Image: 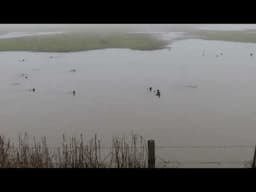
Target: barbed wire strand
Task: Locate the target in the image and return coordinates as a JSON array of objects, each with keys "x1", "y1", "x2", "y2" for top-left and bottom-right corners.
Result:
[
  {"x1": 156, "y1": 155, "x2": 252, "y2": 166},
  {"x1": 8, "y1": 145, "x2": 256, "y2": 149}
]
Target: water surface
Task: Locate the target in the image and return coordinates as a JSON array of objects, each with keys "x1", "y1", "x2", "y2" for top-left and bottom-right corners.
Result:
[{"x1": 1, "y1": 39, "x2": 256, "y2": 167}]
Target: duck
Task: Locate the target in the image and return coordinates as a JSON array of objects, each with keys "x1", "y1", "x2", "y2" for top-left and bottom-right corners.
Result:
[{"x1": 156, "y1": 89, "x2": 160, "y2": 98}]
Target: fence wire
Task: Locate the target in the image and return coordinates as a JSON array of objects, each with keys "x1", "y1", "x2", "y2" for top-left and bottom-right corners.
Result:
[
  {"x1": 154, "y1": 145, "x2": 255, "y2": 168},
  {"x1": 2, "y1": 141, "x2": 256, "y2": 168}
]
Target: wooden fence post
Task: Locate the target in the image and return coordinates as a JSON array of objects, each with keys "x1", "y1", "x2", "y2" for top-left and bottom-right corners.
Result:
[
  {"x1": 148, "y1": 140, "x2": 155, "y2": 168},
  {"x1": 252, "y1": 145, "x2": 256, "y2": 168}
]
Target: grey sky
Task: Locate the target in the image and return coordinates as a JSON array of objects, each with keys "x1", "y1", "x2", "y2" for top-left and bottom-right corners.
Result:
[{"x1": 0, "y1": 24, "x2": 256, "y2": 34}]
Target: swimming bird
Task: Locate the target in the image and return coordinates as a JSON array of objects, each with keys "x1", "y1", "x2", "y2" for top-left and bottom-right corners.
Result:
[
  {"x1": 156, "y1": 89, "x2": 160, "y2": 98},
  {"x1": 149, "y1": 87, "x2": 152, "y2": 92},
  {"x1": 251, "y1": 53, "x2": 254, "y2": 56},
  {"x1": 72, "y1": 90, "x2": 76, "y2": 96},
  {"x1": 32, "y1": 88, "x2": 35, "y2": 92}
]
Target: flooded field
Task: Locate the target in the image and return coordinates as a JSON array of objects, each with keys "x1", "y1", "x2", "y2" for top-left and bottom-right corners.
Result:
[{"x1": 1, "y1": 37, "x2": 256, "y2": 167}]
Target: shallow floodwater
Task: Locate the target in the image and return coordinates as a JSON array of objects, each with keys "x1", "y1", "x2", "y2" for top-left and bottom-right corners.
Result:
[{"x1": 1, "y1": 39, "x2": 256, "y2": 167}]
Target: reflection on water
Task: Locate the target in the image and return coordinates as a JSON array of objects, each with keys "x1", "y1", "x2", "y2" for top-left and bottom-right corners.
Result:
[{"x1": 1, "y1": 39, "x2": 256, "y2": 167}]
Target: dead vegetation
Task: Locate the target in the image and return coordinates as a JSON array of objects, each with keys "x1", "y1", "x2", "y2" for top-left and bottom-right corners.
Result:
[{"x1": 0, "y1": 133, "x2": 147, "y2": 168}]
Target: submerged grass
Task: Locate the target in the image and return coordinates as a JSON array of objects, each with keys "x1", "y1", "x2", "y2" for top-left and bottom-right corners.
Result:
[
  {"x1": 0, "y1": 31, "x2": 168, "y2": 52},
  {"x1": 0, "y1": 133, "x2": 147, "y2": 168},
  {"x1": 2, "y1": 28, "x2": 256, "y2": 52},
  {"x1": 190, "y1": 29, "x2": 256, "y2": 43}
]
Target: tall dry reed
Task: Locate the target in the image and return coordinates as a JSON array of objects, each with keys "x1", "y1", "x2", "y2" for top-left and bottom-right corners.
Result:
[{"x1": 0, "y1": 133, "x2": 148, "y2": 168}]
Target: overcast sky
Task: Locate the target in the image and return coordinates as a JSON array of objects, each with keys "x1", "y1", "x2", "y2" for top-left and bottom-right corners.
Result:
[{"x1": 0, "y1": 24, "x2": 256, "y2": 33}]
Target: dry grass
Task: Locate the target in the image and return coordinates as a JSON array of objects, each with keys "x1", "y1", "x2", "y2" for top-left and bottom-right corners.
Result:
[
  {"x1": 0, "y1": 133, "x2": 148, "y2": 168},
  {"x1": 110, "y1": 135, "x2": 147, "y2": 168}
]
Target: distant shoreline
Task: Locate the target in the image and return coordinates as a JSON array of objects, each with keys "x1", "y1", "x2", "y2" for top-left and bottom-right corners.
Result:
[
  {"x1": 0, "y1": 29, "x2": 255, "y2": 53},
  {"x1": 190, "y1": 29, "x2": 256, "y2": 44},
  {"x1": 0, "y1": 32, "x2": 170, "y2": 52}
]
